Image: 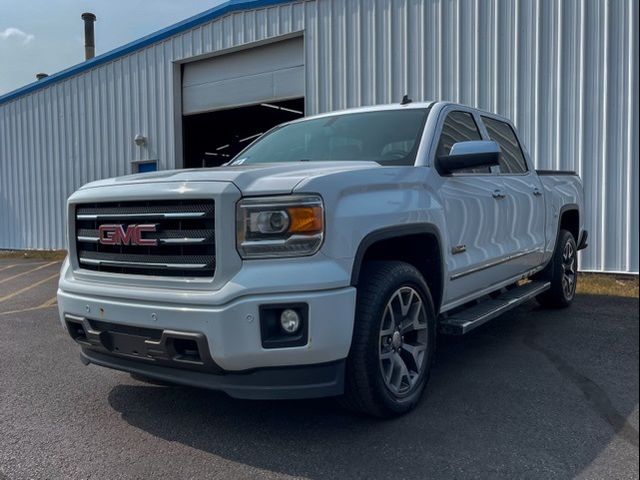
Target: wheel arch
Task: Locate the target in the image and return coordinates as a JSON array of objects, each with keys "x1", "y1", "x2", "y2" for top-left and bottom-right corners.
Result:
[
  {"x1": 350, "y1": 224, "x2": 445, "y2": 313},
  {"x1": 559, "y1": 204, "x2": 580, "y2": 242},
  {"x1": 537, "y1": 203, "x2": 580, "y2": 278}
]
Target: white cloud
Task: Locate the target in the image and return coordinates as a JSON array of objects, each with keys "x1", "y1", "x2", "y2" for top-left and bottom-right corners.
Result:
[{"x1": 0, "y1": 27, "x2": 34, "y2": 45}]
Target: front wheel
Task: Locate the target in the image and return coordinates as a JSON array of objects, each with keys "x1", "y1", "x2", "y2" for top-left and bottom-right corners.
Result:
[
  {"x1": 339, "y1": 261, "x2": 436, "y2": 417},
  {"x1": 536, "y1": 229, "x2": 578, "y2": 308}
]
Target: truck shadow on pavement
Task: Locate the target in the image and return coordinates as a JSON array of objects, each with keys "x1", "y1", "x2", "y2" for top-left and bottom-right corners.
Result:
[{"x1": 108, "y1": 294, "x2": 639, "y2": 479}]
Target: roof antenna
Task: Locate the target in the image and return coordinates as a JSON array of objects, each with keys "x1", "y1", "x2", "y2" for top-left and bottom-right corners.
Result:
[{"x1": 400, "y1": 94, "x2": 412, "y2": 105}]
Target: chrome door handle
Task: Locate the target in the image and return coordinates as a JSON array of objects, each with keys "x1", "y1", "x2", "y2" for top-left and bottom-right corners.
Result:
[
  {"x1": 532, "y1": 187, "x2": 543, "y2": 196},
  {"x1": 492, "y1": 189, "x2": 506, "y2": 199}
]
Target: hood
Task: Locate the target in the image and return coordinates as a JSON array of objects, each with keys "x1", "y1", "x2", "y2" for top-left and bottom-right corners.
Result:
[{"x1": 80, "y1": 161, "x2": 380, "y2": 195}]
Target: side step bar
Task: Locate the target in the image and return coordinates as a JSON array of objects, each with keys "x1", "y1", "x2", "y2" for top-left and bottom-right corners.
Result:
[{"x1": 439, "y1": 281, "x2": 551, "y2": 335}]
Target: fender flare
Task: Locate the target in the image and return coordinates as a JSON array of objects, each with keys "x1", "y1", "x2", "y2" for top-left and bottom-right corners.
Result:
[
  {"x1": 555, "y1": 203, "x2": 580, "y2": 246},
  {"x1": 555, "y1": 203, "x2": 587, "y2": 250},
  {"x1": 349, "y1": 224, "x2": 445, "y2": 309},
  {"x1": 539, "y1": 203, "x2": 580, "y2": 273}
]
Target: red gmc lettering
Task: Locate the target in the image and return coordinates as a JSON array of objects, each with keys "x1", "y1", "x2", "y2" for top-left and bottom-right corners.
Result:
[
  {"x1": 98, "y1": 224, "x2": 158, "y2": 246},
  {"x1": 134, "y1": 225, "x2": 158, "y2": 246}
]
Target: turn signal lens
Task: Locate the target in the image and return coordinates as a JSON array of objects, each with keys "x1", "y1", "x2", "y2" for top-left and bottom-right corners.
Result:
[{"x1": 288, "y1": 206, "x2": 323, "y2": 233}]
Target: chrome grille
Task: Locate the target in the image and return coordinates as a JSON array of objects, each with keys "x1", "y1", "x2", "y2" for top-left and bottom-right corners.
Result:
[{"x1": 75, "y1": 200, "x2": 215, "y2": 277}]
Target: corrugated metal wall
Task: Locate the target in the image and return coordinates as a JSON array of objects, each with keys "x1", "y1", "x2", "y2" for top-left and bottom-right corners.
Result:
[{"x1": 0, "y1": 0, "x2": 637, "y2": 273}]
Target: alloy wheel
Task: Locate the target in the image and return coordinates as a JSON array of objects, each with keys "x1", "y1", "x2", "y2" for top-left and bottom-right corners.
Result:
[
  {"x1": 562, "y1": 241, "x2": 577, "y2": 299},
  {"x1": 378, "y1": 286, "x2": 428, "y2": 397}
]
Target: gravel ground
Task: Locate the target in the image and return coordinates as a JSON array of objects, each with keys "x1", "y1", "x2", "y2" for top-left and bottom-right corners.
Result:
[{"x1": 0, "y1": 258, "x2": 638, "y2": 479}]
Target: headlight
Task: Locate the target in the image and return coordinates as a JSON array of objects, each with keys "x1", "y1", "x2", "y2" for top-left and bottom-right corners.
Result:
[{"x1": 236, "y1": 195, "x2": 324, "y2": 258}]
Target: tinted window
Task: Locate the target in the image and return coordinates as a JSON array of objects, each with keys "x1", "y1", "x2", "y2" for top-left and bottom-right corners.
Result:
[
  {"x1": 482, "y1": 116, "x2": 528, "y2": 174},
  {"x1": 436, "y1": 111, "x2": 482, "y2": 156},
  {"x1": 231, "y1": 109, "x2": 429, "y2": 166},
  {"x1": 436, "y1": 111, "x2": 486, "y2": 173}
]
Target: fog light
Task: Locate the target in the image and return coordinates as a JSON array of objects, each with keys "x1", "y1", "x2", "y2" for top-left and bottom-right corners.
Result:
[{"x1": 280, "y1": 309, "x2": 301, "y2": 334}]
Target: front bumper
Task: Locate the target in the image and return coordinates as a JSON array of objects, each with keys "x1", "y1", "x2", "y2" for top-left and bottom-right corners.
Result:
[
  {"x1": 80, "y1": 349, "x2": 345, "y2": 400},
  {"x1": 57, "y1": 285, "x2": 356, "y2": 399}
]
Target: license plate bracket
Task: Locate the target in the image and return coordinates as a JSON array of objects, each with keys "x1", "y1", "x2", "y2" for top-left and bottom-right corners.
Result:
[{"x1": 106, "y1": 331, "x2": 151, "y2": 358}]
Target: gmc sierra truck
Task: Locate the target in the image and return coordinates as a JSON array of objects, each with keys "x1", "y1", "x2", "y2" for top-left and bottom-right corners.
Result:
[{"x1": 58, "y1": 101, "x2": 587, "y2": 417}]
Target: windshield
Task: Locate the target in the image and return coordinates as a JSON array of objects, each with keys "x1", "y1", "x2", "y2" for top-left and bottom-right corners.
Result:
[{"x1": 230, "y1": 108, "x2": 429, "y2": 166}]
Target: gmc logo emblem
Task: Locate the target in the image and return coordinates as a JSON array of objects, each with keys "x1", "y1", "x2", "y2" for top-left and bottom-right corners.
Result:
[{"x1": 98, "y1": 224, "x2": 158, "y2": 246}]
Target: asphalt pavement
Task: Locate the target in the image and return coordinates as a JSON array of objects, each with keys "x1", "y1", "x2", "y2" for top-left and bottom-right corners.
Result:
[{"x1": 0, "y1": 257, "x2": 638, "y2": 479}]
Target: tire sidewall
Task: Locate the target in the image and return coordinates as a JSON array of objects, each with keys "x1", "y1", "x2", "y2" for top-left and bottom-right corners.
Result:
[
  {"x1": 556, "y1": 231, "x2": 578, "y2": 303},
  {"x1": 359, "y1": 264, "x2": 436, "y2": 414}
]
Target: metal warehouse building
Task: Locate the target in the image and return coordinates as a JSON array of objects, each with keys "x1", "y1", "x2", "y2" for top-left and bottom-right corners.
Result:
[{"x1": 0, "y1": 0, "x2": 637, "y2": 273}]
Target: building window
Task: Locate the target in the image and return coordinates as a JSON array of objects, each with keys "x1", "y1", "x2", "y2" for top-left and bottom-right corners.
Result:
[{"x1": 132, "y1": 161, "x2": 157, "y2": 173}]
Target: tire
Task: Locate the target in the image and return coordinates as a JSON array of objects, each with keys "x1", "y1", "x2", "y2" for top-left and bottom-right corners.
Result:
[
  {"x1": 339, "y1": 261, "x2": 436, "y2": 418},
  {"x1": 536, "y1": 229, "x2": 578, "y2": 308}
]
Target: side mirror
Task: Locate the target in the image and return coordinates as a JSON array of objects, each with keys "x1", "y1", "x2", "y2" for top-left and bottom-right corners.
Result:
[{"x1": 435, "y1": 140, "x2": 500, "y2": 175}]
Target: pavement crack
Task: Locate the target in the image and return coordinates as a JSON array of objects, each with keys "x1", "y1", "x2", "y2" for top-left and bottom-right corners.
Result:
[{"x1": 523, "y1": 324, "x2": 639, "y2": 449}]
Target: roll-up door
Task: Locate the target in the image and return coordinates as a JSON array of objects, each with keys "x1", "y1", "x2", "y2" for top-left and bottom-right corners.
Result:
[{"x1": 182, "y1": 37, "x2": 304, "y2": 115}]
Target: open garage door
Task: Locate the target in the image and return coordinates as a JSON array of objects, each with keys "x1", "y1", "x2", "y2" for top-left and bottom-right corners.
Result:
[
  {"x1": 181, "y1": 36, "x2": 305, "y2": 169},
  {"x1": 182, "y1": 37, "x2": 304, "y2": 115}
]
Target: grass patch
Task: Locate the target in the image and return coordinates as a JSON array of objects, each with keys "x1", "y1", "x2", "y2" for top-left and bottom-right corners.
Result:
[
  {"x1": 577, "y1": 273, "x2": 639, "y2": 298},
  {"x1": 0, "y1": 250, "x2": 67, "y2": 261}
]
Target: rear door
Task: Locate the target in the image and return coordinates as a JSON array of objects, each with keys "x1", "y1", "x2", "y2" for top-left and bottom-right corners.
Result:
[
  {"x1": 431, "y1": 108, "x2": 511, "y2": 304},
  {"x1": 480, "y1": 115, "x2": 545, "y2": 274}
]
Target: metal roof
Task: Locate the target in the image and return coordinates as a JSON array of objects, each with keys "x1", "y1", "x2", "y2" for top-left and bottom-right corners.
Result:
[{"x1": 0, "y1": 0, "x2": 293, "y2": 106}]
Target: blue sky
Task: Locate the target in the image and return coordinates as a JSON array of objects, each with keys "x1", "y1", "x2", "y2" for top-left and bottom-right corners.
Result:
[{"x1": 0, "y1": 0, "x2": 224, "y2": 95}]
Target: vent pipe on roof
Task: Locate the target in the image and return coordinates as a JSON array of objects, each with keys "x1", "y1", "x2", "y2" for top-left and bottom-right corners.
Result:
[
  {"x1": 81, "y1": 12, "x2": 96, "y2": 60},
  {"x1": 36, "y1": 73, "x2": 48, "y2": 81}
]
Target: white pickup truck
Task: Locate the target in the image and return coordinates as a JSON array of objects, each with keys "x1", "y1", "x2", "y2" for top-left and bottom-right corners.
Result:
[{"x1": 58, "y1": 101, "x2": 587, "y2": 417}]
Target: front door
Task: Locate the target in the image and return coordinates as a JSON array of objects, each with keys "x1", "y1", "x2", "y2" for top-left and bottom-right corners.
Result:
[{"x1": 432, "y1": 109, "x2": 511, "y2": 304}]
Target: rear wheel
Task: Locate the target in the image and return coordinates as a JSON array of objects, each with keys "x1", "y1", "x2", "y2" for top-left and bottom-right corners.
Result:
[
  {"x1": 536, "y1": 229, "x2": 578, "y2": 308},
  {"x1": 340, "y1": 261, "x2": 436, "y2": 417}
]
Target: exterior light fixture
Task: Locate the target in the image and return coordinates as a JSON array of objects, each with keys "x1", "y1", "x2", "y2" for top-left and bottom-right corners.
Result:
[{"x1": 280, "y1": 309, "x2": 301, "y2": 334}]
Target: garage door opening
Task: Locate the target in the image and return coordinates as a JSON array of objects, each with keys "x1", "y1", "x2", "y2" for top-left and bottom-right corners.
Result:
[
  {"x1": 183, "y1": 98, "x2": 304, "y2": 168},
  {"x1": 180, "y1": 36, "x2": 305, "y2": 168}
]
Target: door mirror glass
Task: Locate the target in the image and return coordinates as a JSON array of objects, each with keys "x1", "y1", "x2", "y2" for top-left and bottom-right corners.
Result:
[{"x1": 435, "y1": 140, "x2": 500, "y2": 175}]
